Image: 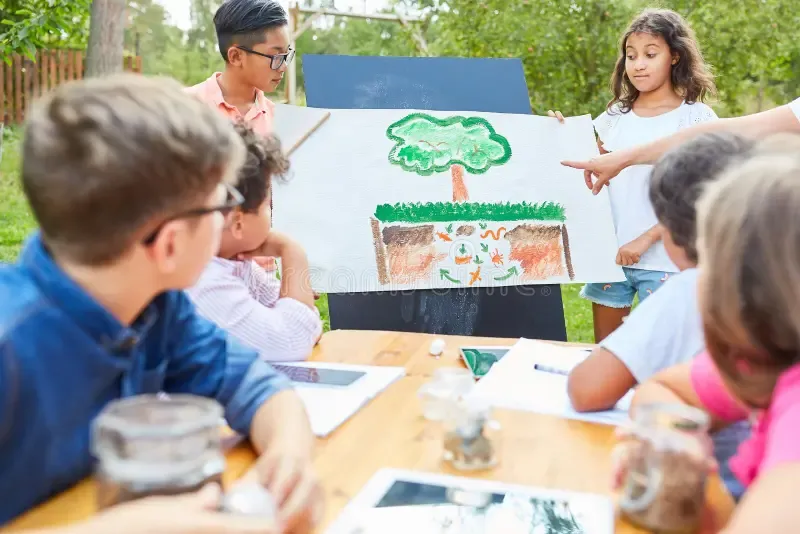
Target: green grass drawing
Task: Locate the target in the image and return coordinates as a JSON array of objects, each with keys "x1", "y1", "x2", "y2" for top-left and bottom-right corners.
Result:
[{"x1": 374, "y1": 201, "x2": 566, "y2": 224}]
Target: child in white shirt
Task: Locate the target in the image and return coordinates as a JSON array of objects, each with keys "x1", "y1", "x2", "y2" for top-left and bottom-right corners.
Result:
[
  {"x1": 568, "y1": 131, "x2": 754, "y2": 411},
  {"x1": 580, "y1": 8, "x2": 718, "y2": 341},
  {"x1": 187, "y1": 123, "x2": 322, "y2": 361},
  {"x1": 568, "y1": 132, "x2": 754, "y2": 499}
]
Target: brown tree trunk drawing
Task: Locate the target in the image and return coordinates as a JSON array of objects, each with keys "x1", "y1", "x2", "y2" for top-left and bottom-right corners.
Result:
[
  {"x1": 451, "y1": 164, "x2": 469, "y2": 202},
  {"x1": 85, "y1": 0, "x2": 127, "y2": 78}
]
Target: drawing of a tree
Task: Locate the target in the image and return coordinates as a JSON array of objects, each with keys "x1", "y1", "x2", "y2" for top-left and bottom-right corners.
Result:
[{"x1": 386, "y1": 113, "x2": 512, "y2": 202}]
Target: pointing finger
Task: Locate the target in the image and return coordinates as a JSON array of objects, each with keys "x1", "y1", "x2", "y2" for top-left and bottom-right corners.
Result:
[{"x1": 560, "y1": 159, "x2": 589, "y2": 170}]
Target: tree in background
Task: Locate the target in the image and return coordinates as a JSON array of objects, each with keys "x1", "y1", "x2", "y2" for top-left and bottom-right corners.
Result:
[
  {"x1": 0, "y1": 0, "x2": 91, "y2": 62},
  {"x1": 86, "y1": 0, "x2": 127, "y2": 76},
  {"x1": 427, "y1": 0, "x2": 800, "y2": 118},
  {"x1": 651, "y1": 0, "x2": 800, "y2": 115},
  {"x1": 187, "y1": 0, "x2": 223, "y2": 80}
]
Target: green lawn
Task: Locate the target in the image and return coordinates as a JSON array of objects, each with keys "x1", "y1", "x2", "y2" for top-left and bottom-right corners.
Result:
[{"x1": 0, "y1": 126, "x2": 593, "y2": 342}]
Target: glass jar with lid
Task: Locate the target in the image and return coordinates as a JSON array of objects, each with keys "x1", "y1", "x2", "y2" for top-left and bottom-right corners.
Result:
[
  {"x1": 619, "y1": 403, "x2": 711, "y2": 533},
  {"x1": 91, "y1": 394, "x2": 226, "y2": 509},
  {"x1": 442, "y1": 395, "x2": 502, "y2": 471}
]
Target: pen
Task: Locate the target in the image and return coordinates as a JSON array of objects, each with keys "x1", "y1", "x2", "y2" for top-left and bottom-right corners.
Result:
[{"x1": 533, "y1": 364, "x2": 569, "y2": 376}]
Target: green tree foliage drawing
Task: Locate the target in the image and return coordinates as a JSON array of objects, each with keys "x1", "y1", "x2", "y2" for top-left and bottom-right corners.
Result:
[{"x1": 386, "y1": 113, "x2": 511, "y2": 203}]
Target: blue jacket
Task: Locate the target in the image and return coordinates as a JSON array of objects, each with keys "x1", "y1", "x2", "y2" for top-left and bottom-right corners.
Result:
[{"x1": 0, "y1": 233, "x2": 291, "y2": 524}]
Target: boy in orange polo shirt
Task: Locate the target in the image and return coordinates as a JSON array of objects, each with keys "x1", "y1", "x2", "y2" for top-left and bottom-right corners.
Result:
[{"x1": 186, "y1": 0, "x2": 294, "y2": 135}]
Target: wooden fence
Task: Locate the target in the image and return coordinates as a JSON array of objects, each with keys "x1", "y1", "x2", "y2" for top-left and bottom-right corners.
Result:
[{"x1": 1, "y1": 50, "x2": 143, "y2": 125}]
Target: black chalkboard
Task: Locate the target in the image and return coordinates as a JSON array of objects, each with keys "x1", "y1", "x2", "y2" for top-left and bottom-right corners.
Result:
[{"x1": 302, "y1": 55, "x2": 567, "y2": 340}]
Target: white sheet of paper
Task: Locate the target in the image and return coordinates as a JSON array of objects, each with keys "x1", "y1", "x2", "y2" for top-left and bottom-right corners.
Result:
[
  {"x1": 471, "y1": 339, "x2": 632, "y2": 426},
  {"x1": 277, "y1": 362, "x2": 405, "y2": 437},
  {"x1": 513, "y1": 338, "x2": 593, "y2": 373},
  {"x1": 274, "y1": 108, "x2": 625, "y2": 293},
  {"x1": 271, "y1": 103, "x2": 330, "y2": 154},
  {"x1": 325, "y1": 468, "x2": 614, "y2": 534}
]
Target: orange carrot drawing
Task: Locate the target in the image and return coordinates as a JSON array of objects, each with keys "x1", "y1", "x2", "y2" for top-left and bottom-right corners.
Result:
[
  {"x1": 436, "y1": 231, "x2": 452, "y2": 242},
  {"x1": 490, "y1": 249, "x2": 504, "y2": 266},
  {"x1": 480, "y1": 227, "x2": 507, "y2": 240},
  {"x1": 469, "y1": 266, "x2": 482, "y2": 286}
]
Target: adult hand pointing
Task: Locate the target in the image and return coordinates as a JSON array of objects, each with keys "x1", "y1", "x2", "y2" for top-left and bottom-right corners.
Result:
[{"x1": 561, "y1": 148, "x2": 633, "y2": 195}]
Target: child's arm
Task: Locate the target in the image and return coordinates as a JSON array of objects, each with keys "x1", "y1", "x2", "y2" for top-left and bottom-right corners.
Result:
[
  {"x1": 240, "y1": 231, "x2": 315, "y2": 310},
  {"x1": 164, "y1": 293, "x2": 318, "y2": 530},
  {"x1": 568, "y1": 347, "x2": 636, "y2": 412},
  {"x1": 563, "y1": 100, "x2": 800, "y2": 194},
  {"x1": 616, "y1": 224, "x2": 663, "y2": 266},
  {"x1": 20, "y1": 485, "x2": 279, "y2": 533},
  {"x1": 721, "y1": 465, "x2": 800, "y2": 533},
  {"x1": 630, "y1": 363, "x2": 702, "y2": 409},
  {"x1": 569, "y1": 273, "x2": 698, "y2": 412},
  {"x1": 631, "y1": 357, "x2": 747, "y2": 432}
]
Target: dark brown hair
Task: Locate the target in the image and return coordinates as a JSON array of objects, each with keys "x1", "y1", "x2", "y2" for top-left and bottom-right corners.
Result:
[
  {"x1": 609, "y1": 8, "x2": 716, "y2": 113},
  {"x1": 22, "y1": 73, "x2": 245, "y2": 265},
  {"x1": 232, "y1": 121, "x2": 290, "y2": 213},
  {"x1": 649, "y1": 132, "x2": 753, "y2": 263}
]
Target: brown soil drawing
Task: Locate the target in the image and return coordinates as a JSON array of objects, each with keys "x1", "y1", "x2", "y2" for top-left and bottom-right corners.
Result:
[
  {"x1": 372, "y1": 219, "x2": 444, "y2": 284},
  {"x1": 505, "y1": 224, "x2": 574, "y2": 281},
  {"x1": 372, "y1": 218, "x2": 574, "y2": 285}
]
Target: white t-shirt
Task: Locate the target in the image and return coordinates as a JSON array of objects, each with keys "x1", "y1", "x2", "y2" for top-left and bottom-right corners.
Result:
[
  {"x1": 790, "y1": 97, "x2": 800, "y2": 122},
  {"x1": 593, "y1": 102, "x2": 718, "y2": 273},
  {"x1": 600, "y1": 268, "x2": 703, "y2": 383}
]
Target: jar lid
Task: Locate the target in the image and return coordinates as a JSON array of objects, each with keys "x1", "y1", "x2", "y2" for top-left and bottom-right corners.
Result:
[
  {"x1": 632, "y1": 402, "x2": 710, "y2": 432},
  {"x1": 92, "y1": 394, "x2": 223, "y2": 441}
]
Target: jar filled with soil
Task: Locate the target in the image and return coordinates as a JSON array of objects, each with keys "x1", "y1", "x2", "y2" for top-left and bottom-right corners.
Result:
[
  {"x1": 91, "y1": 394, "x2": 226, "y2": 509},
  {"x1": 442, "y1": 396, "x2": 501, "y2": 471},
  {"x1": 619, "y1": 403, "x2": 711, "y2": 533}
]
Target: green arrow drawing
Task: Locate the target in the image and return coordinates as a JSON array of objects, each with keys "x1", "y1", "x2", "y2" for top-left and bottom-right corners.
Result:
[
  {"x1": 445, "y1": 223, "x2": 453, "y2": 233},
  {"x1": 479, "y1": 222, "x2": 488, "y2": 230},
  {"x1": 480, "y1": 243, "x2": 489, "y2": 253},
  {"x1": 440, "y1": 269, "x2": 461, "y2": 284},
  {"x1": 494, "y1": 266, "x2": 519, "y2": 281},
  {"x1": 474, "y1": 255, "x2": 484, "y2": 265}
]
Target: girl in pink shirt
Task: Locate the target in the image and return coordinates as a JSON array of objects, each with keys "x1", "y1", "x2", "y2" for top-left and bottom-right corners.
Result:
[{"x1": 620, "y1": 140, "x2": 800, "y2": 533}]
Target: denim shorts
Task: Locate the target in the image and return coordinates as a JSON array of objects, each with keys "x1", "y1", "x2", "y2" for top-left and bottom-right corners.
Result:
[{"x1": 580, "y1": 267, "x2": 672, "y2": 308}]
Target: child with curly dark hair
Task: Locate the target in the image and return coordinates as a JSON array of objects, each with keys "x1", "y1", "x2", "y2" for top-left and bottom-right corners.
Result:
[
  {"x1": 187, "y1": 122, "x2": 322, "y2": 362},
  {"x1": 579, "y1": 8, "x2": 719, "y2": 341}
]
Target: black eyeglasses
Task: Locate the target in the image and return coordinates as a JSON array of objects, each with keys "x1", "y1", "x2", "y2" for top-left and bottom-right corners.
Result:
[
  {"x1": 142, "y1": 183, "x2": 244, "y2": 245},
  {"x1": 235, "y1": 45, "x2": 295, "y2": 70}
]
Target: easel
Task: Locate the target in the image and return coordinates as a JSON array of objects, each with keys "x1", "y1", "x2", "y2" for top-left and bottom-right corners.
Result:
[{"x1": 299, "y1": 54, "x2": 568, "y2": 340}]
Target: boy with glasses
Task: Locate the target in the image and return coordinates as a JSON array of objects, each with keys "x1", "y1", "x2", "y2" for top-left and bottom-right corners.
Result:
[
  {"x1": 186, "y1": 0, "x2": 294, "y2": 136},
  {"x1": 0, "y1": 74, "x2": 320, "y2": 532}
]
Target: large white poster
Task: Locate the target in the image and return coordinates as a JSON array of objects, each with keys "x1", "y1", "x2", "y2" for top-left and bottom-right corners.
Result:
[{"x1": 273, "y1": 107, "x2": 624, "y2": 293}]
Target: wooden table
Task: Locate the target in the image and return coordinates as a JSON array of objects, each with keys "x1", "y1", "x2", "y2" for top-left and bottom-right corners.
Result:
[{"x1": 5, "y1": 330, "x2": 734, "y2": 533}]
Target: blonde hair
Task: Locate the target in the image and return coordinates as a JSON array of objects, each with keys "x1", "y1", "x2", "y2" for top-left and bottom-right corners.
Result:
[
  {"x1": 754, "y1": 132, "x2": 800, "y2": 155},
  {"x1": 22, "y1": 73, "x2": 245, "y2": 265},
  {"x1": 696, "y1": 153, "x2": 800, "y2": 407}
]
